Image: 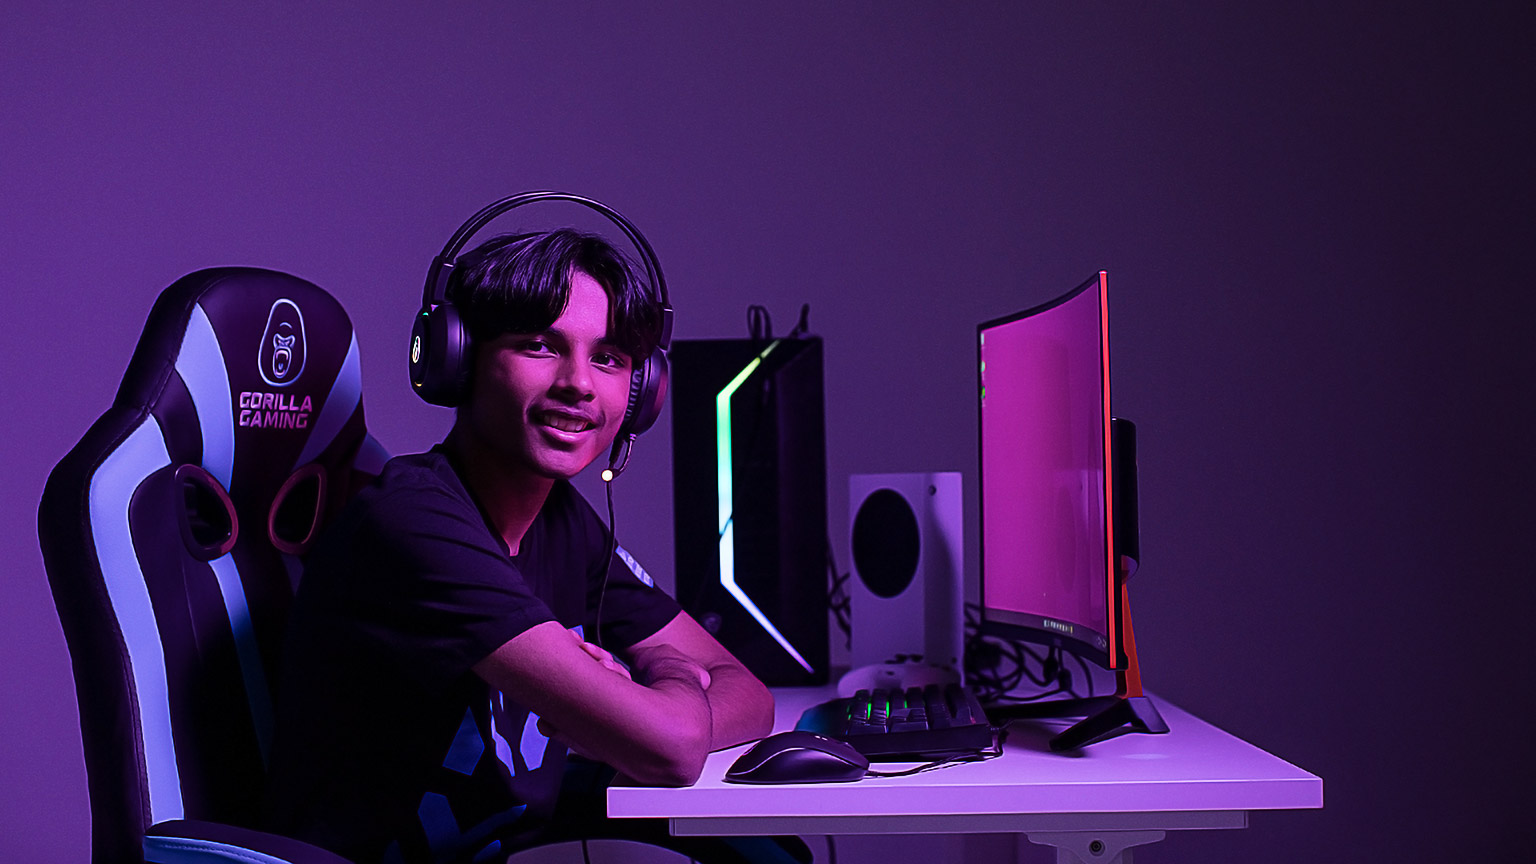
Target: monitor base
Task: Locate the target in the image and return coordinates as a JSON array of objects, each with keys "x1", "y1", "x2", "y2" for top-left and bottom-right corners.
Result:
[
  {"x1": 984, "y1": 579, "x2": 1170, "y2": 751},
  {"x1": 1049, "y1": 694, "x2": 1168, "y2": 751},
  {"x1": 986, "y1": 693, "x2": 1169, "y2": 751}
]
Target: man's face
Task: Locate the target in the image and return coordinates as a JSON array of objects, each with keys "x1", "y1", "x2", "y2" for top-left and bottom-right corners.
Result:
[{"x1": 464, "y1": 270, "x2": 633, "y2": 481}]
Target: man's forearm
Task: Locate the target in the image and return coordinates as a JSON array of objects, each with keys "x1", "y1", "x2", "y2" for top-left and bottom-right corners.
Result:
[
  {"x1": 700, "y1": 661, "x2": 773, "y2": 749},
  {"x1": 480, "y1": 624, "x2": 715, "y2": 786},
  {"x1": 625, "y1": 646, "x2": 720, "y2": 776},
  {"x1": 621, "y1": 612, "x2": 775, "y2": 753}
]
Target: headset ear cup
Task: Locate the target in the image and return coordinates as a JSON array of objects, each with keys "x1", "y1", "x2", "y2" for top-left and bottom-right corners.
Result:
[
  {"x1": 408, "y1": 311, "x2": 432, "y2": 394},
  {"x1": 410, "y1": 304, "x2": 471, "y2": 407},
  {"x1": 434, "y1": 304, "x2": 472, "y2": 406},
  {"x1": 621, "y1": 346, "x2": 669, "y2": 437}
]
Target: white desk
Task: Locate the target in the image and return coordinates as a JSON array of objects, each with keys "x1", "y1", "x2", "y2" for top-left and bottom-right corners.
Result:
[{"x1": 608, "y1": 688, "x2": 1322, "y2": 863}]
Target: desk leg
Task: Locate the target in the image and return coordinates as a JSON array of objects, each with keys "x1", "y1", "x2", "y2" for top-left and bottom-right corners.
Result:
[{"x1": 1024, "y1": 830, "x2": 1166, "y2": 864}]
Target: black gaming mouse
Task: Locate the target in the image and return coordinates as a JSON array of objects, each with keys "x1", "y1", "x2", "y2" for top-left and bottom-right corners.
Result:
[{"x1": 724, "y1": 731, "x2": 871, "y2": 784}]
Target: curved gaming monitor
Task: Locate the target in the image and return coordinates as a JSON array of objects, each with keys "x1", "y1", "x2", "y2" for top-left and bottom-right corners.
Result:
[{"x1": 977, "y1": 271, "x2": 1125, "y2": 670}]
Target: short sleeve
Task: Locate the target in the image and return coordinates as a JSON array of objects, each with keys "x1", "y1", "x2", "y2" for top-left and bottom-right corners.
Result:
[
  {"x1": 542, "y1": 485, "x2": 682, "y2": 650},
  {"x1": 327, "y1": 480, "x2": 557, "y2": 691}
]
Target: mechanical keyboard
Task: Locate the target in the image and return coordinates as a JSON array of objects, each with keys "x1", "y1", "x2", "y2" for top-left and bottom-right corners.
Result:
[{"x1": 795, "y1": 683, "x2": 993, "y2": 760}]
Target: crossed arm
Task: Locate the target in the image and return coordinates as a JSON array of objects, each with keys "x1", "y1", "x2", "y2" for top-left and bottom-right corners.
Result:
[{"x1": 471, "y1": 611, "x2": 774, "y2": 786}]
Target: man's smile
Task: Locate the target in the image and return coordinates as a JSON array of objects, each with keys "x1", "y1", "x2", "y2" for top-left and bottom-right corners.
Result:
[{"x1": 533, "y1": 409, "x2": 599, "y2": 434}]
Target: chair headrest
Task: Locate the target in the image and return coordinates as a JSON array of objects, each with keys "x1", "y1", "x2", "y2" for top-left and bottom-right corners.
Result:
[{"x1": 120, "y1": 267, "x2": 372, "y2": 556}]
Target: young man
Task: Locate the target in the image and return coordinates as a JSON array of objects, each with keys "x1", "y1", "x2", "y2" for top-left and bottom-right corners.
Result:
[{"x1": 264, "y1": 230, "x2": 783, "y2": 863}]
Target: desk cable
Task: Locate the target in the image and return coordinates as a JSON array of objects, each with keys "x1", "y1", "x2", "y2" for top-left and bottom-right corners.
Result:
[
  {"x1": 964, "y1": 602, "x2": 1099, "y2": 704},
  {"x1": 862, "y1": 727, "x2": 1006, "y2": 779}
]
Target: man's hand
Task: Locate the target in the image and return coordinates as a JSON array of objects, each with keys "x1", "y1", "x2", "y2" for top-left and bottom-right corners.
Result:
[
  {"x1": 568, "y1": 628, "x2": 632, "y2": 681},
  {"x1": 623, "y1": 614, "x2": 773, "y2": 751},
  {"x1": 629, "y1": 642, "x2": 711, "y2": 690}
]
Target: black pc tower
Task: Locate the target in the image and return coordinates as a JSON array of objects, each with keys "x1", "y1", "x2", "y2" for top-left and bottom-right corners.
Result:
[{"x1": 671, "y1": 337, "x2": 830, "y2": 686}]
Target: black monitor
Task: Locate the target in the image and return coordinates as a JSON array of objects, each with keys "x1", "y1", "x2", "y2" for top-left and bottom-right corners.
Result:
[
  {"x1": 976, "y1": 271, "x2": 1165, "y2": 750},
  {"x1": 978, "y1": 271, "x2": 1125, "y2": 667}
]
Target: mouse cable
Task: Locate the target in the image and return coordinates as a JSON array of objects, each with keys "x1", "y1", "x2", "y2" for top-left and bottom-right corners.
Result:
[{"x1": 862, "y1": 729, "x2": 1005, "y2": 778}]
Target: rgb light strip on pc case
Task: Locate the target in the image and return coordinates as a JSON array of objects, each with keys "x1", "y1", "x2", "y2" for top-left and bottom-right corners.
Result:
[{"x1": 714, "y1": 340, "x2": 816, "y2": 674}]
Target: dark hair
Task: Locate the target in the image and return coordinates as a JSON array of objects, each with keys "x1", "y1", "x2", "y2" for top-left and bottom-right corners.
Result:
[{"x1": 446, "y1": 228, "x2": 664, "y2": 360}]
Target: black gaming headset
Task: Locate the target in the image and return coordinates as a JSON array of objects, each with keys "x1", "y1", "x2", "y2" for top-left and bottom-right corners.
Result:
[{"x1": 408, "y1": 191, "x2": 674, "y2": 479}]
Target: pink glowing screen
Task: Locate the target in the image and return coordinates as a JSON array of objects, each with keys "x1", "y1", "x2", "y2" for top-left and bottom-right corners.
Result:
[{"x1": 978, "y1": 272, "x2": 1115, "y2": 663}]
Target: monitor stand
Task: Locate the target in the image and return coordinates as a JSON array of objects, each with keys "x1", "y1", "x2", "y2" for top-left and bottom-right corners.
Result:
[{"x1": 986, "y1": 576, "x2": 1169, "y2": 751}]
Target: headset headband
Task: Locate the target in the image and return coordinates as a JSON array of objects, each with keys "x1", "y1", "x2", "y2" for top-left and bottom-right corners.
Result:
[{"x1": 422, "y1": 191, "x2": 671, "y2": 322}]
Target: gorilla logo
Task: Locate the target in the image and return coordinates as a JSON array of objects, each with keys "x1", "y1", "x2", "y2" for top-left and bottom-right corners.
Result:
[
  {"x1": 259, "y1": 299, "x2": 306, "y2": 386},
  {"x1": 272, "y1": 334, "x2": 296, "y2": 377}
]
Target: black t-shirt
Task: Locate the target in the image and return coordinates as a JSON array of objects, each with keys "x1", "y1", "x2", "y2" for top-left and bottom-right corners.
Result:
[{"x1": 264, "y1": 449, "x2": 681, "y2": 864}]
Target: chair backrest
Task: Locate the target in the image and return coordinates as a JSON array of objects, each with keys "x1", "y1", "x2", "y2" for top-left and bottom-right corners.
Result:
[{"x1": 40, "y1": 268, "x2": 388, "y2": 864}]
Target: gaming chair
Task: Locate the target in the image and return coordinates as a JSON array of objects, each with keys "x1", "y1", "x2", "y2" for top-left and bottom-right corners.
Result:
[{"x1": 39, "y1": 268, "x2": 387, "y2": 864}]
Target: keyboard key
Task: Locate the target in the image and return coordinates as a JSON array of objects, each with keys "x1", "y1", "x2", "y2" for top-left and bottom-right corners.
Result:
[{"x1": 795, "y1": 682, "x2": 992, "y2": 760}]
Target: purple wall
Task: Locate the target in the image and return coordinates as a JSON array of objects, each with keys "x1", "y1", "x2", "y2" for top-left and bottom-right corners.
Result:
[{"x1": 4, "y1": 3, "x2": 1529, "y2": 861}]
